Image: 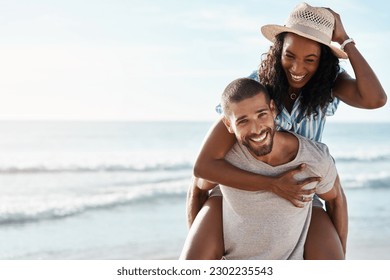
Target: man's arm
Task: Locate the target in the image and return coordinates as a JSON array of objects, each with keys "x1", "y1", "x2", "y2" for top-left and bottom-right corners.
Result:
[
  {"x1": 323, "y1": 176, "x2": 348, "y2": 255},
  {"x1": 186, "y1": 177, "x2": 216, "y2": 228},
  {"x1": 317, "y1": 176, "x2": 348, "y2": 255}
]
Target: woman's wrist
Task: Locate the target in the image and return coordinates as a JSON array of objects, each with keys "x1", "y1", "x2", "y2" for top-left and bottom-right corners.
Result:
[
  {"x1": 264, "y1": 175, "x2": 278, "y2": 193},
  {"x1": 340, "y1": 37, "x2": 355, "y2": 51}
]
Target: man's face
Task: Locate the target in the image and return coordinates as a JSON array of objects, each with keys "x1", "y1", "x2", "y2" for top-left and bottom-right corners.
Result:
[{"x1": 224, "y1": 93, "x2": 276, "y2": 158}]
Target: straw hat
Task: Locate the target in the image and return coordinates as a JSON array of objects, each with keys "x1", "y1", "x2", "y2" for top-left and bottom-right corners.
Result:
[{"x1": 261, "y1": 2, "x2": 348, "y2": 59}]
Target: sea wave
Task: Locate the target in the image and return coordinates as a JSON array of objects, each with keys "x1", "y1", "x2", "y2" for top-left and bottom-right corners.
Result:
[
  {"x1": 334, "y1": 153, "x2": 390, "y2": 163},
  {"x1": 0, "y1": 162, "x2": 194, "y2": 174},
  {"x1": 1, "y1": 173, "x2": 389, "y2": 226},
  {"x1": 342, "y1": 172, "x2": 390, "y2": 189},
  {"x1": 1, "y1": 152, "x2": 389, "y2": 175},
  {"x1": 0, "y1": 179, "x2": 189, "y2": 226}
]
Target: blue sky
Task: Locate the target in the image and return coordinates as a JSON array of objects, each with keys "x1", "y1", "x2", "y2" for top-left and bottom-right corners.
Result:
[{"x1": 0, "y1": 0, "x2": 389, "y2": 122}]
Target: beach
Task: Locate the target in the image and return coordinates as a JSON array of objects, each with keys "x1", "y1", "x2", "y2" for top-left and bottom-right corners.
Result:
[{"x1": 0, "y1": 121, "x2": 389, "y2": 260}]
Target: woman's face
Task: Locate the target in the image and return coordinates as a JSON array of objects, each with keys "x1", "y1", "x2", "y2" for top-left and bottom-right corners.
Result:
[{"x1": 281, "y1": 33, "x2": 321, "y2": 90}]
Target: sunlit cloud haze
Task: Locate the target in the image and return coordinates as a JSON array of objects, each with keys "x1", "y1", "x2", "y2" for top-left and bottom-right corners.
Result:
[{"x1": 0, "y1": 0, "x2": 389, "y2": 121}]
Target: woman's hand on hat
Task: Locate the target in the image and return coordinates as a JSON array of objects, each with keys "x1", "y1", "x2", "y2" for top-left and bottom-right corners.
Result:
[{"x1": 325, "y1": 8, "x2": 349, "y2": 45}]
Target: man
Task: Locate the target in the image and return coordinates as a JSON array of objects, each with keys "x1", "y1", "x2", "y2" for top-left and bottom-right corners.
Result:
[{"x1": 180, "y1": 78, "x2": 341, "y2": 259}]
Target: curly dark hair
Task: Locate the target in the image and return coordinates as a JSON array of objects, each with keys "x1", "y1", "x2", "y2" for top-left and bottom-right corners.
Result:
[{"x1": 259, "y1": 32, "x2": 340, "y2": 117}]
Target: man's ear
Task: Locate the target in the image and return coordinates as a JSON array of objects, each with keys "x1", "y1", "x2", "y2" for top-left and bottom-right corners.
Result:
[{"x1": 222, "y1": 116, "x2": 235, "y2": 134}]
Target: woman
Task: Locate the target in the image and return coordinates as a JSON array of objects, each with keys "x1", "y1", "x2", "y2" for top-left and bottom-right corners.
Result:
[{"x1": 181, "y1": 3, "x2": 386, "y2": 259}]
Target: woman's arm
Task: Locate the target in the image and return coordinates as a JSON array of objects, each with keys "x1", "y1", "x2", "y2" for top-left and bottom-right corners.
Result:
[
  {"x1": 193, "y1": 118, "x2": 319, "y2": 203},
  {"x1": 328, "y1": 9, "x2": 387, "y2": 108},
  {"x1": 187, "y1": 118, "x2": 321, "y2": 226}
]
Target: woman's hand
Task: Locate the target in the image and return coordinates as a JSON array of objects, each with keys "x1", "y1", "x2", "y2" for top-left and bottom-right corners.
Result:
[
  {"x1": 270, "y1": 164, "x2": 321, "y2": 207},
  {"x1": 326, "y1": 8, "x2": 349, "y2": 44}
]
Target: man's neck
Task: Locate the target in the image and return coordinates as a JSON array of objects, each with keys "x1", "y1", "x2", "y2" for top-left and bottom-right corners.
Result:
[{"x1": 252, "y1": 131, "x2": 299, "y2": 167}]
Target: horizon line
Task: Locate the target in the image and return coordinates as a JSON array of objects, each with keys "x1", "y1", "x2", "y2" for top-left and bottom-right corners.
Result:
[{"x1": 0, "y1": 119, "x2": 389, "y2": 124}]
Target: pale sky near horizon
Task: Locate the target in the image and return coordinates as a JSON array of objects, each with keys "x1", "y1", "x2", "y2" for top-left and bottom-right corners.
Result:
[{"x1": 0, "y1": 0, "x2": 389, "y2": 122}]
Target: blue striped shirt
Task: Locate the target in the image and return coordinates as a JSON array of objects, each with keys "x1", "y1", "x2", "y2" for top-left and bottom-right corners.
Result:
[
  {"x1": 275, "y1": 94, "x2": 339, "y2": 142},
  {"x1": 216, "y1": 71, "x2": 339, "y2": 142}
]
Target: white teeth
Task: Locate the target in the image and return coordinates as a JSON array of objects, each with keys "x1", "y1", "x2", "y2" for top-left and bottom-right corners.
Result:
[
  {"x1": 251, "y1": 133, "x2": 267, "y2": 142},
  {"x1": 291, "y1": 74, "x2": 305, "y2": 81}
]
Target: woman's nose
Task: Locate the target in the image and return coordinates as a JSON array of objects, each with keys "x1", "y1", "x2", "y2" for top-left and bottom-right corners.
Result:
[{"x1": 291, "y1": 61, "x2": 303, "y2": 73}]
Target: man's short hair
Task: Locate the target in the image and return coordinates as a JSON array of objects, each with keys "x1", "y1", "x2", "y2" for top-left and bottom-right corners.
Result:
[{"x1": 221, "y1": 78, "x2": 270, "y2": 116}]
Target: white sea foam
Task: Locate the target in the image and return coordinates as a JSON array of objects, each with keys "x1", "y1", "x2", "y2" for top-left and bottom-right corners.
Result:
[{"x1": 0, "y1": 177, "x2": 189, "y2": 225}]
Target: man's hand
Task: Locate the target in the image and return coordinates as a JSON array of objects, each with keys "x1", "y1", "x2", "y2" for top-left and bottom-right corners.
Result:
[{"x1": 324, "y1": 176, "x2": 348, "y2": 255}]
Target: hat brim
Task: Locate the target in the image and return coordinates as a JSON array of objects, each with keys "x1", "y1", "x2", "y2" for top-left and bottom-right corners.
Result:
[{"x1": 261, "y1": 24, "x2": 348, "y2": 59}]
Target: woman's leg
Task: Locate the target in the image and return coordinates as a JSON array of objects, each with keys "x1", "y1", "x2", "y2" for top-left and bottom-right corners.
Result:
[
  {"x1": 304, "y1": 206, "x2": 345, "y2": 260},
  {"x1": 304, "y1": 174, "x2": 347, "y2": 260},
  {"x1": 180, "y1": 195, "x2": 224, "y2": 259}
]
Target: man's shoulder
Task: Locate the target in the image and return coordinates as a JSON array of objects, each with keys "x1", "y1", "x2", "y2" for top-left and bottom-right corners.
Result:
[
  {"x1": 293, "y1": 134, "x2": 337, "y2": 195},
  {"x1": 293, "y1": 133, "x2": 331, "y2": 160}
]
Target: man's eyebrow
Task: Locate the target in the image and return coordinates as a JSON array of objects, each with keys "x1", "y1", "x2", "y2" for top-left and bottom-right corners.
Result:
[
  {"x1": 256, "y1": 108, "x2": 268, "y2": 113},
  {"x1": 235, "y1": 107, "x2": 268, "y2": 123},
  {"x1": 235, "y1": 115, "x2": 248, "y2": 123}
]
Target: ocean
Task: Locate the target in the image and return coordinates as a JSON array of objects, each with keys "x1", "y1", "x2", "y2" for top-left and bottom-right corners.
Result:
[{"x1": 0, "y1": 121, "x2": 389, "y2": 260}]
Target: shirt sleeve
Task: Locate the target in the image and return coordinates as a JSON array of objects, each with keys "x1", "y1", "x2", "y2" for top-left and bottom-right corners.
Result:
[
  {"x1": 248, "y1": 70, "x2": 260, "y2": 82},
  {"x1": 325, "y1": 96, "x2": 340, "y2": 116},
  {"x1": 209, "y1": 185, "x2": 222, "y2": 197},
  {"x1": 326, "y1": 67, "x2": 346, "y2": 116},
  {"x1": 315, "y1": 154, "x2": 337, "y2": 195},
  {"x1": 215, "y1": 103, "x2": 223, "y2": 115}
]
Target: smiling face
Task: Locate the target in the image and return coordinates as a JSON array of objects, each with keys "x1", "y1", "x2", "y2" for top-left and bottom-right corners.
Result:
[
  {"x1": 281, "y1": 33, "x2": 321, "y2": 91},
  {"x1": 223, "y1": 93, "x2": 277, "y2": 158}
]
